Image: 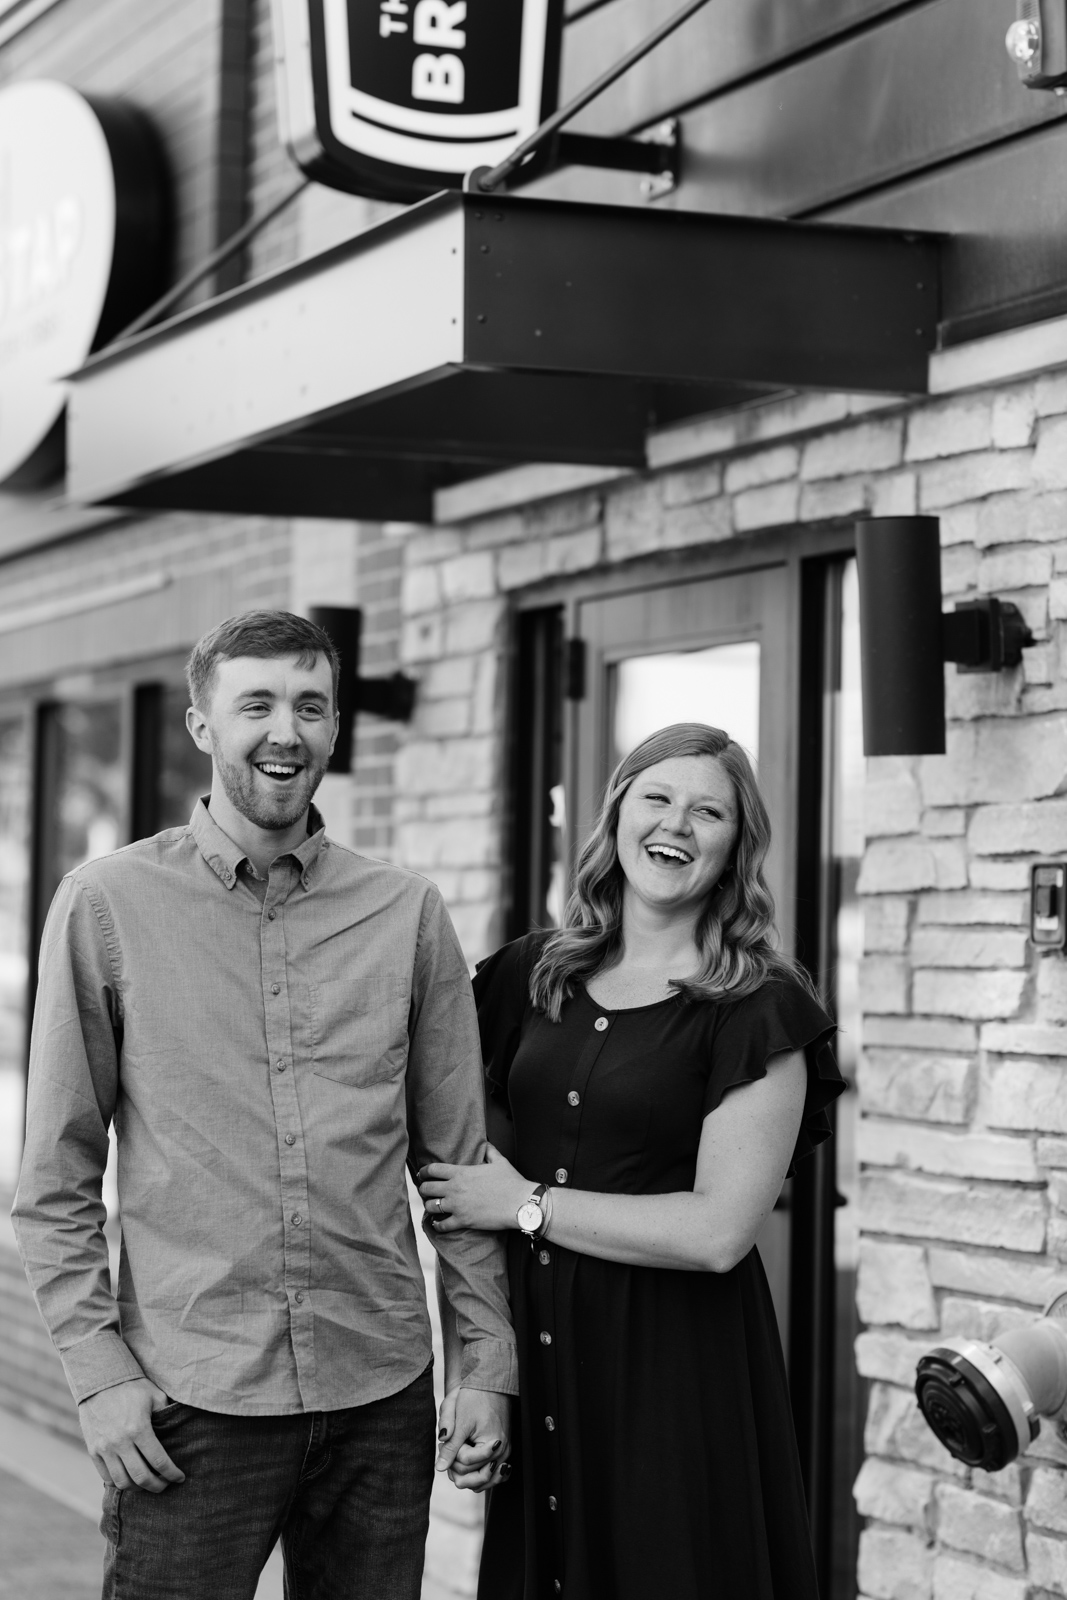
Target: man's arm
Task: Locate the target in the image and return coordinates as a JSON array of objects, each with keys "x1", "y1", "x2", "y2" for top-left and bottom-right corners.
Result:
[
  {"x1": 11, "y1": 875, "x2": 183, "y2": 1492},
  {"x1": 405, "y1": 888, "x2": 517, "y2": 1486}
]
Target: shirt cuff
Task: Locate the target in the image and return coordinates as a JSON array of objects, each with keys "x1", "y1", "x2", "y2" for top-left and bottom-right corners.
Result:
[
  {"x1": 61, "y1": 1330, "x2": 146, "y2": 1404},
  {"x1": 460, "y1": 1337, "x2": 520, "y2": 1397}
]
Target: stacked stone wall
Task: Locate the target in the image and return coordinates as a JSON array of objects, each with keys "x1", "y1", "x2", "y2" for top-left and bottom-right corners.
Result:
[{"x1": 396, "y1": 372, "x2": 1067, "y2": 1597}]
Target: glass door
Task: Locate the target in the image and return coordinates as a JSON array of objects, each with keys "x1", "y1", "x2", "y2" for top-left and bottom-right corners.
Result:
[{"x1": 567, "y1": 565, "x2": 798, "y2": 1337}]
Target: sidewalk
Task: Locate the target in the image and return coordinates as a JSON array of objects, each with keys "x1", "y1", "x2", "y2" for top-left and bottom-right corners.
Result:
[
  {"x1": 0, "y1": 1405, "x2": 284, "y2": 1599},
  {"x1": 0, "y1": 1185, "x2": 478, "y2": 1599}
]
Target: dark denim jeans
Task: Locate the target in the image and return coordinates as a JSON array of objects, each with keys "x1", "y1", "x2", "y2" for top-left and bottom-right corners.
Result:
[{"x1": 99, "y1": 1364, "x2": 435, "y2": 1600}]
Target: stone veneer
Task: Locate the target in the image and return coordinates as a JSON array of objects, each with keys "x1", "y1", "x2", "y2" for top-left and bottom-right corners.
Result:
[{"x1": 393, "y1": 371, "x2": 1067, "y2": 1599}]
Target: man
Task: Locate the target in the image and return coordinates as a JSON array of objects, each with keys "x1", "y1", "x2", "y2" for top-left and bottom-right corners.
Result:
[{"x1": 13, "y1": 611, "x2": 515, "y2": 1599}]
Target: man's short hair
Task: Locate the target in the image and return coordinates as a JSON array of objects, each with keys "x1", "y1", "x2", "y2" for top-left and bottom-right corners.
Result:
[{"x1": 186, "y1": 611, "x2": 341, "y2": 711}]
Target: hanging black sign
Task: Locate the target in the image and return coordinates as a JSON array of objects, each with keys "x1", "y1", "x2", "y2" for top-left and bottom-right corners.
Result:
[{"x1": 271, "y1": 0, "x2": 564, "y2": 200}]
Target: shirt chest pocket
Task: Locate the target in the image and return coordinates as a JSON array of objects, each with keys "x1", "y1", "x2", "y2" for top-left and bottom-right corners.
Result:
[{"x1": 309, "y1": 975, "x2": 410, "y2": 1088}]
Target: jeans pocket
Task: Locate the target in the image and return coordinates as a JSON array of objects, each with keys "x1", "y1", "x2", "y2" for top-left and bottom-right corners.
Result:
[
  {"x1": 99, "y1": 1484, "x2": 122, "y2": 1547},
  {"x1": 152, "y1": 1400, "x2": 186, "y2": 1427}
]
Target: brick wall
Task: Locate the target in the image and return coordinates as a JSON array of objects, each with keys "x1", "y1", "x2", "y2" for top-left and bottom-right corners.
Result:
[{"x1": 393, "y1": 372, "x2": 1067, "y2": 1597}]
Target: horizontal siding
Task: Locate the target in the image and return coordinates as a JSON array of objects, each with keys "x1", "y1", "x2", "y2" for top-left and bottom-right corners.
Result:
[
  {"x1": 561, "y1": 0, "x2": 915, "y2": 135},
  {"x1": 825, "y1": 118, "x2": 1067, "y2": 343},
  {"x1": 557, "y1": 0, "x2": 1066, "y2": 211}
]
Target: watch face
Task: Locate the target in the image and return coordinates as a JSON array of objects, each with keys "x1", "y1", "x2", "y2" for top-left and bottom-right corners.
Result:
[{"x1": 517, "y1": 1200, "x2": 543, "y2": 1234}]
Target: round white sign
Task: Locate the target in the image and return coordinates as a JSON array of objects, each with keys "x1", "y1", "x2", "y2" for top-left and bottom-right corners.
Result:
[{"x1": 0, "y1": 81, "x2": 117, "y2": 484}]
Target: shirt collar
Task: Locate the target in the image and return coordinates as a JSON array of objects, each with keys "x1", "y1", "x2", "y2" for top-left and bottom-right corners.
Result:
[{"x1": 189, "y1": 797, "x2": 327, "y2": 890}]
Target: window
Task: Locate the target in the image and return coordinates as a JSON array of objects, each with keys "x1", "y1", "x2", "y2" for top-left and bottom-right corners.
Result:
[{"x1": 0, "y1": 659, "x2": 213, "y2": 1197}]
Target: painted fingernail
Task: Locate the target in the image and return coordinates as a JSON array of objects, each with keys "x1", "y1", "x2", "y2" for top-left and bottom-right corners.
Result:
[
  {"x1": 438, "y1": 1428, "x2": 448, "y2": 1440},
  {"x1": 490, "y1": 1438, "x2": 502, "y2": 1451}
]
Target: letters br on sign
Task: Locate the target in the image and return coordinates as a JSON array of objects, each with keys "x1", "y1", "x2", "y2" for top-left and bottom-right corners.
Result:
[{"x1": 271, "y1": 0, "x2": 564, "y2": 198}]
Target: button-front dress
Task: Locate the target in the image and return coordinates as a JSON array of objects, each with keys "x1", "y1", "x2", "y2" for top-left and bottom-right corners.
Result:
[{"x1": 473, "y1": 934, "x2": 843, "y2": 1600}]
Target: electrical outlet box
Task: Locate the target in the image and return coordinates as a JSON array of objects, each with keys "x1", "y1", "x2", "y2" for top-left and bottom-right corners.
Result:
[{"x1": 1032, "y1": 862, "x2": 1067, "y2": 949}]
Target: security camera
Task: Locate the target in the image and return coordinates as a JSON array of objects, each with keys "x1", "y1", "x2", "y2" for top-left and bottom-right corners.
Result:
[{"x1": 915, "y1": 1294, "x2": 1067, "y2": 1470}]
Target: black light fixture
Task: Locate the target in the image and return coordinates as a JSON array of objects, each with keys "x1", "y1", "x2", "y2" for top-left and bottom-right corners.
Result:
[
  {"x1": 309, "y1": 606, "x2": 416, "y2": 774},
  {"x1": 854, "y1": 517, "x2": 1034, "y2": 756}
]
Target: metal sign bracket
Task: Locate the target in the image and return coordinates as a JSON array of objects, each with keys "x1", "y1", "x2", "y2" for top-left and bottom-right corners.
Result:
[{"x1": 554, "y1": 119, "x2": 679, "y2": 201}]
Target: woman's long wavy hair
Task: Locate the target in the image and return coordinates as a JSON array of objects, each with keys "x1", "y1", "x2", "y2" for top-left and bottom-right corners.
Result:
[{"x1": 529, "y1": 722, "x2": 806, "y2": 1021}]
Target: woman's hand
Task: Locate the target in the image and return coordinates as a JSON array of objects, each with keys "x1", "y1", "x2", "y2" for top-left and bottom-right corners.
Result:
[
  {"x1": 418, "y1": 1145, "x2": 530, "y2": 1233},
  {"x1": 436, "y1": 1386, "x2": 513, "y2": 1493}
]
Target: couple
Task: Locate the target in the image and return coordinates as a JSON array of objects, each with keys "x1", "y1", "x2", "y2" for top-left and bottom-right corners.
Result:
[{"x1": 14, "y1": 610, "x2": 842, "y2": 1600}]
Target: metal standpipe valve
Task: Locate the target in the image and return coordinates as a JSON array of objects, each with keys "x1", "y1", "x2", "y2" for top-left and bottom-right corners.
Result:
[{"x1": 916, "y1": 1293, "x2": 1067, "y2": 1470}]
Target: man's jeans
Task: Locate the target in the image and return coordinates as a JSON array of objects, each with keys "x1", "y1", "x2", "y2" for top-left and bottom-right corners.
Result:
[{"x1": 99, "y1": 1364, "x2": 436, "y2": 1600}]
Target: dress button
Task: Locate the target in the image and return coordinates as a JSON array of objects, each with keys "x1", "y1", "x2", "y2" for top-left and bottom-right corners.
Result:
[
  {"x1": 548, "y1": 1495, "x2": 558, "y2": 1511},
  {"x1": 294, "y1": 1291, "x2": 304, "y2": 1304},
  {"x1": 540, "y1": 1331, "x2": 552, "y2": 1345},
  {"x1": 267, "y1": 909, "x2": 276, "y2": 921},
  {"x1": 554, "y1": 1582, "x2": 562, "y2": 1594},
  {"x1": 270, "y1": 983, "x2": 281, "y2": 996},
  {"x1": 555, "y1": 1168, "x2": 568, "y2": 1184},
  {"x1": 545, "y1": 1416, "x2": 555, "y2": 1432},
  {"x1": 291, "y1": 1213, "x2": 303, "y2": 1226},
  {"x1": 594, "y1": 1016, "x2": 608, "y2": 1032},
  {"x1": 538, "y1": 1249, "x2": 551, "y2": 1266},
  {"x1": 285, "y1": 1133, "x2": 296, "y2": 1145},
  {"x1": 567, "y1": 1091, "x2": 580, "y2": 1107}
]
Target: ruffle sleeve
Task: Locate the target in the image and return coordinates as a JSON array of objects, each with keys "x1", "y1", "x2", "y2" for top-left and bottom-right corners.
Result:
[
  {"x1": 703, "y1": 972, "x2": 843, "y2": 1171},
  {"x1": 472, "y1": 932, "x2": 548, "y2": 1108}
]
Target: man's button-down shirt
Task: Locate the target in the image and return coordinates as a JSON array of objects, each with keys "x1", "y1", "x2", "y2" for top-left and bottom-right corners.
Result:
[{"x1": 13, "y1": 801, "x2": 517, "y2": 1415}]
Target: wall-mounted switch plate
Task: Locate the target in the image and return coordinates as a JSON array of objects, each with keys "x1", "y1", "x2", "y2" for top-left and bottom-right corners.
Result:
[{"x1": 1032, "y1": 862, "x2": 1067, "y2": 948}]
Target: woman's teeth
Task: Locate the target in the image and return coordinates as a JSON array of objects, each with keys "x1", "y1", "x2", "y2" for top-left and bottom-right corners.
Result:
[{"x1": 646, "y1": 844, "x2": 692, "y2": 864}]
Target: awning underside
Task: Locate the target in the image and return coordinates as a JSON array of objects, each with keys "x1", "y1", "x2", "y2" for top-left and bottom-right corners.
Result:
[{"x1": 67, "y1": 192, "x2": 941, "y2": 523}]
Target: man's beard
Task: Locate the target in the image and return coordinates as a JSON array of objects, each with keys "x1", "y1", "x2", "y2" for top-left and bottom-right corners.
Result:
[{"x1": 214, "y1": 746, "x2": 328, "y2": 831}]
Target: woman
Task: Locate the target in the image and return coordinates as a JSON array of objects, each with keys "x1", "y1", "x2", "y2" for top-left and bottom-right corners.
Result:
[{"x1": 419, "y1": 723, "x2": 843, "y2": 1600}]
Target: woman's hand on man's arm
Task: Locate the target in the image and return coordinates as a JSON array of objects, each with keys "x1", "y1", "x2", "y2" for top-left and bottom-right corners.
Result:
[{"x1": 420, "y1": 1144, "x2": 531, "y2": 1233}]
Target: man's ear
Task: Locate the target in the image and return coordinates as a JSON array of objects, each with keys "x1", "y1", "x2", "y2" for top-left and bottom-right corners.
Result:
[
  {"x1": 186, "y1": 704, "x2": 213, "y2": 756},
  {"x1": 328, "y1": 710, "x2": 339, "y2": 757}
]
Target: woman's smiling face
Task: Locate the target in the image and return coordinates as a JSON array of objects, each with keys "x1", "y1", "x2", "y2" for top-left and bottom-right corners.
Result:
[{"x1": 615, "y1": 754, "x2": 740, "y2": 915}]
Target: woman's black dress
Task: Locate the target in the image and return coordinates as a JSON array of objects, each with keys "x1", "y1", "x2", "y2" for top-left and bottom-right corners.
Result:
[{"x1": 473, "y1": 934, "x2": 843, "y2": 1600}]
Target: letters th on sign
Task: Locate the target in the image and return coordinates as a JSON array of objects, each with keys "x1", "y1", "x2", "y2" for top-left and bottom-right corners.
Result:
[{"x1": 273, "y1": 0, "x2": 563, "y2": 198}]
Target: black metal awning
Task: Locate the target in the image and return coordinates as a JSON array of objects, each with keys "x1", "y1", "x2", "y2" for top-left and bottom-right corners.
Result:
[{"x1": 67, "y1": 191, "x2": 939, "y2": 522}]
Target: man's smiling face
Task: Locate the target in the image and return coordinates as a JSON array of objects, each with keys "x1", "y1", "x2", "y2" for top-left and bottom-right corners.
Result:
[{"x1": 189, "y1": 652, "x2": 338, "y2": 832}]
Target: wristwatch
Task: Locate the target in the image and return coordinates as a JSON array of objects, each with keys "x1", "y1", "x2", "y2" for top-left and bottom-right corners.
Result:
[{"x1": 516, "y1": 1183, "x2": 550, "y2": 1241}]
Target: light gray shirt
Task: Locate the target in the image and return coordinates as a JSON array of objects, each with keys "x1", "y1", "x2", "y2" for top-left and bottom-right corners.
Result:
[{"x1": 13, "y1": 800, "x2": 517, "y2": 1414}]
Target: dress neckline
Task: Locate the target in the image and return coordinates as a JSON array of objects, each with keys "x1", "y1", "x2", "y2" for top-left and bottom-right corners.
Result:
[{"x1": 577, "y1": 980, "x2": 682, "y2": 1015}]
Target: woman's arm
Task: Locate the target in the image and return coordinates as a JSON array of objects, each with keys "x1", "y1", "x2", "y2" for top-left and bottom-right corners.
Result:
[{"x1": 419, "y1": 1050, "x2": 807, "y2": 1274}]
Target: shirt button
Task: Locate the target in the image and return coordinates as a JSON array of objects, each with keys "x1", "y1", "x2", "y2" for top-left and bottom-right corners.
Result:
[
  {"x1": 276, "y1": 1061, "x2": 288, "y2": 1073},
  {"x1": 270, "y1": 983, "x2": 281, "y2": 996},
  {"x1": 291, "y1": 1213, "x2": 302, "y2": 1226},
  {"x1": 548, "y1": 1496, "x2": 558, "y2": 1511},
  {"x1": 545, "y1": 1416, "x2": 555, "y2": 1432},
  {"x1": 267, "y1": 909, "x2": 276, "y2": 921},
  {"x1": 285, "y1": 1133, "x2": 296, "y2": 1145},
  {"x1": 567, "y1": 1091, "x2": 580, "y2": 1107},
  {"x1": 538, "y1": 1249, "x2": 551, "y2": 1266},
  {"x1": 594, "y1": 1017, "x2": 608, "y2": 1032},
  {"x1": 555, "y1": 1168, "x2": 568, "y2": 1184},
  {"x1": 540, "y1": 1331, "x2": 552, "y2": 1345},
  {"x1": 294, "y1": 1291, "x2": 304, "y2": 1304}
]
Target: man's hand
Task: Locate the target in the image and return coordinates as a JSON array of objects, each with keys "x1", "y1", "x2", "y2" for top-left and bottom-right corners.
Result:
[
  {"x1": 78, "y1": 1377, "x2": 186, "y2": 1494},
  {"x1": 436, "y1": 1386, "x2": 512, "y2": 1493}
]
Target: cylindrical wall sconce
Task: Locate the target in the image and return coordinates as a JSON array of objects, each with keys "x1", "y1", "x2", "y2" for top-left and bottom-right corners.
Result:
[
  {"x1": 854, "y1": 517, "x2": 1033, "y2": 757},
  {"x1": 855, "y1": 517, "x2": 946, "y2": 756}
]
